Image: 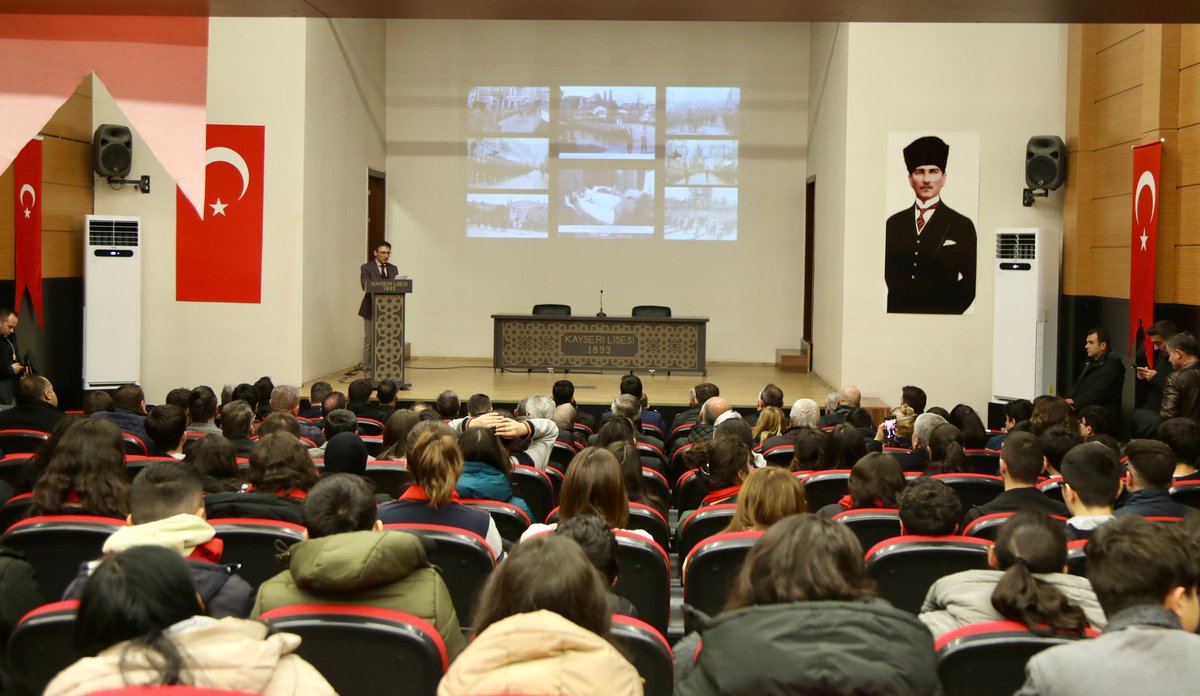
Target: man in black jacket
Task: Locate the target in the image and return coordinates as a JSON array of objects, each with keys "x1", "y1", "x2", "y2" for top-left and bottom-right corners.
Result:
[
  {"x1": 1133, "y1": 320, "x2": 1177, "y2": 436},
  {"x1": 0, "y1": 375, "x2": 63, "y2": 432},
  {"x1": 1067, "y1": 327, "x2": 1125, "y2": 417},
  {"x1": 0, "y1": 310, "x2": 25, "y2": 406},
  {"x1": 1115, "y1": 439, "x2": 1192, "y2": 519},
  {"x1": 962, "y1": 432, "x2": 1068, "y2": 530}
]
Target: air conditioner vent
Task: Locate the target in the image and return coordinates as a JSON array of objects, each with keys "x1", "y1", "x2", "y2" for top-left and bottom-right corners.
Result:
[
  {"x1": 88, "y1": 219, "x2": 140, "y2": 247},
  {"x1": 996, "y1": 232, "x2": 1036, "y2": 260}
]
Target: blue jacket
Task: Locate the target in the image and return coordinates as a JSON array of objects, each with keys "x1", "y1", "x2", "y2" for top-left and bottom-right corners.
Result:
[
  {"x1": 455, "y1": 461, "x2": 533, "y2": 521},
  {"x1": 1114, "y1": 488, "x2": 1191, "y2": 519}
]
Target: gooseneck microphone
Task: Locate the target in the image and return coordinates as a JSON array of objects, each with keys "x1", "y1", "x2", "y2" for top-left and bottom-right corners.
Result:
[{"x1": 597, "y1": 289, "x2": 606, "y2": 318}]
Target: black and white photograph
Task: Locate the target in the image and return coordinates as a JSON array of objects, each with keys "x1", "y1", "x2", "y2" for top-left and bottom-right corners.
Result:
[
  {"x1": 665, "y1": 87, "x2": 740, "y2": 136},
  {"x1": 664, "y1": 187, "x2": 738, "y2": 241},
  {"x1": 665, "y1": 139, "x2": 738, "y2": 186},
  {"x1": 466, "y1": 193, "x2": 549, "y2": 239},
  {"x1": 558, "y1": 86, "x2": 655, "y2": 160},
  {"x1": 467, "y1": 138, "x2": 549, "y2": 190},
  {"x1": 467, "y1": 86, "x2": 550, "y2": 134},
  {"x1": 558, "y1": 169, "x2": 655, "y2": 237}
]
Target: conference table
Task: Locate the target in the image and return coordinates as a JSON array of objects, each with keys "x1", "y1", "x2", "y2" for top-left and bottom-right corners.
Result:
[{"x1": 491, "y1": 314, "x2": 708, "y2": 373}]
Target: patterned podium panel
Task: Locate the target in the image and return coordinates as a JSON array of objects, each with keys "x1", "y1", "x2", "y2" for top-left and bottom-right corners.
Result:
[
  {"x1": 373, "y1": 294, "x2": 406, "y2": 382},
  {"x1": 491, "y1": 315, "x2": 708, "y2": 371}
]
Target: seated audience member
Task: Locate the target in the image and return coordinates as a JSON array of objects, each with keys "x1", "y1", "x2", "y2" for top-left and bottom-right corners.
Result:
[
  {"x1": 897, "y1": 476, "x2": 962, "y2": 537},
  {"x1": 901, "y1": 384, "x2": 928, "y2": 415},
  {"x1": 752, "y1": 406, "x2": 787, "y2": 447},
  {"x1": 962, "y1": 432, "x2": 1068, "y2": 529},
  {"x1": 1016, "y1": 516, "x2": 1200, "y2": 696},
  {"x1": 1061, "y1": 442, "x2": 1122, "y2": 540},
  {"x1": 231, "y1": 383, "x2": 259, "y2": 416},
  {"x1": 299, "y1": 381, "x2": 331, "y2": 419},
  {"x1": 320, "y1": 389, "x2": 347, "y2": 419},
  {"x1": 219, "y1": 400, "x2": 255, "y2": 456},
  {"x1": 466, "y1": 392, "x2": 492, "y2": 418},
  {"x1": 1117, "y1": 439, "x2": 1192, "y2": 518},
  {"x1": 183, "y1": 434, "x2": 242, "y2": 493},
  {"x1": 601, "y1": 375, "x2": 667, "y2": 435},
  {"x1": 451, "y1": 410, "x2": 558, "y2": 472},
  {"x1": 253, "y1": 474, "x2": 466, "y2": 659},
  {"x1": 874, "y1": 405, "x2": 917, "y2": 450},
  {"x1": 844, "y1": 407, "x2": 876, "y2": 440},
  {"x1": 376, "y1": 408, "x2": 419, "y2": 461},
  {"x1": 456, "y1": 427, "x2": 533, "y2": 520},
  {"x1": 553, "y1": 379, "x2": 596, "y2": 430},
  {"x1": 948, "y1": 404, "x2": 990, "y2": 450},
  {"x1": 434, "y1": 389, "x2": 461, "y2": 421},
  {"x1": 439, "y1": 534, "x2": 640, "y2": 696},
  {"x1": 0, "y1": 375, "x2": 64, "y2": 432},
  {"x1": 1030, "y1": 395, "x2": 1075, "y2": 435},
  {"x1": 686, "y1": 437, "x2": 754, "y2": 507},
  {"x1": 723, "y1": 466, "x2": 807, "y2": 533},
  {"x1": 1158, "y1": 417, "x2": 1200, "y2": 481},
  {"x1": 30, "y1": 418, "x2": 129, "y2": 519},
  {"x1": 675, "y1": 514, "x2": 939, "y2": 694},
  {"x1": 92, "y1": 383, "x2": 151, "y2": 445},
  {"x1": 252, "y1": 377, "x2": 275, "y2": 421},
  {"x1": 760, "y1": 398, "x2": 820, "y2": 452},
  {"x1": 322, "y1": 431, "x2": 370, "y2": 475},
  {"x1": 685, "y1": 396, "x2": 733, "y2": 447},
  {"x1": 911, "y1": 412, "x2": 947, "y2": 459},
  {"x1": 1088, "y1": 433, "x2": 1122, "y2": 453},
  {"x1": 144, "y1": 404, "x2": 187, "y2": 458},
  {"x1": 816, "y1": 452, "x2": 906, "y2": 518},
  {"x1": 63, "y1": 461, "x2": 254, "y2": 617},
  {"x1": 925, "y1": 423, "x2": 967, "y2": 475},
  {"x1": 518, "y1": 394, "x2": 556, "y2": 422},
  {"x1": 789, "y1": 427, "x2": 828, "y2": 472},
  {"x1": 375, "y1": 380, "x2": 400, "y2": 421},
  {"x1": 307, "y1": 408, "x2": 358, "y2": 460},
  {"x1": 345, "y1": 379, "x2": 384, "y2": 422},
  {"x1": 748, "y1": 383, "x2": 785, "y2": 428},
  {"x1": 715, "y1": 416, "x2": 768, "y2": 468},
  {"x1": 607, "y1": 440, "x2": 667, "y2": 514},
  {"x1": 987, "y1": 398, "x2": 1034, "y2": 450},
  {"x1": 594, "y1": 414, "x2": 661, "y2": 473},
  {"x1": 268, "y1": 385, "x2": 323, "y2": 445},
  {"x1": 1040, "y1": 425, "x2": 1084, "y2": 477},
  {"x1": 595, "y1": 394, "x2": 665, "y2": 452},
  {"x1": 819, "y1": 385, "x2": 861, "y2": 427},
  {"x1": 1076, "y1": 404, "x2": 1117, "y2": 440},
  {"x1": 83, "y1": 390, "x2": 114, "y2": 415},
  {"x1": 259, "y1": 412, "x2": 301, "y2": 438},
  {"x1": 524, "y1": 447, "x2": 640, "y2": 540},
  {"x1": 672, "y1": 382, "x2": 720, "y2": 434},
  {"x1": 817, "y1": 423, "x2": 868, "y2": 470},
  {"x1": 555, "y1": 515, "x2": 638, "y2": 617},
  {"x1": 919, "y1": 509, "x2": 1105, "y2": 639},
  {"x1": 205, "y1": 433, "x2": 319, "y2": 524},
  {"x1": 184, "y1": 386, "x2": 221, "y2": 436},
  {"x1": 44, "y1": 546, "x2": 335, "y2": 696},
  {"x1": 553, "y1": 403, "x2": 585, "y2": 451},
  {"x1": 377, "y1": 430, "x2": 504, "y2": 559},
  {"x1": 1160, "y1": 331, "x2": 1200, "y2": 422}
]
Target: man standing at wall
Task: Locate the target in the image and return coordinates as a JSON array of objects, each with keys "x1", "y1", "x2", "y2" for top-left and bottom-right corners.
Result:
[
  {"x1": 358, "y1": 240, "x2": 398, "y2": 381},
  {"x1": 1066, "y1": 327, "x2": 1125, "y2": 418},
  {"x1": 0, "y1": 310, "x2": 25, "y2": 406}
]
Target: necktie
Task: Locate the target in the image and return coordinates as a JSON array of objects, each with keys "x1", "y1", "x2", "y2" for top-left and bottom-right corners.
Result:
[
  {"x1": 916, "y1": 202, "x2": 939, "y2": 232},
  {"x1": 379, "y1": 265, "x2": 386, "y2": 279}
]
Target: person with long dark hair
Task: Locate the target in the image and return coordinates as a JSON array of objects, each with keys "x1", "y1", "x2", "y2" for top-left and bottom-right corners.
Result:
[
  {"x1": 30, "y1": 417, "x2": 129, "y2": 519},
  {"x1": 816, "y1": 452, "x2": 906, "y2": 518},
  {"x1": 816, "y1": 423, "x2": 867, "y2": 470},
  {"x1": 376, "y1": 408, "x2": 419, "y2": 461},
  {"x1": 44, "y1": 545, "x2": 334, "y2": 695},
  {"x1": 607, "y1": 440, "x2": 667, "y2": 515},
  {"x1": 182, "y1": 434, "x2": 241, "y2": 493},
  {"x1": 919, "y1": 509, "x2": 1104, "y2": 638},
  {"x1": 925, "y1": 422, "x2": 967, "y2": 475},
  {"x1": 456, "y1": 427, "x2": 533, "y2": 520}
]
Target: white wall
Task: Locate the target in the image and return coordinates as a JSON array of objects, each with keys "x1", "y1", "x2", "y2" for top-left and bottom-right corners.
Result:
[
  {"x1": 302, "y1": 19, "x2": 387, "y2": 378},
  {"x1": 833, "y1": 23, "x2": 1068, "y2": 411},
  {"x1": 385, "y1": 20, "x2": 809, "y2": 362}
]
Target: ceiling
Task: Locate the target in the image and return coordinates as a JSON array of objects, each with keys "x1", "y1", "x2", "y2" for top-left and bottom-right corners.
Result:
[{"x1": 1, "y1": 0, "x2": 1199, "y2": 23}]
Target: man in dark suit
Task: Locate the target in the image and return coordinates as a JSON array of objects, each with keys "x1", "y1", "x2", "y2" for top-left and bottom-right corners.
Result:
[
  {"x1": 0, "y1": 309, "x2": 25, "y2": 406},
  {"x1": 885, "y1": 135, "x2": 977, "y2": 315},
  {"x1": 359, "y1": 241, "x2": 399, "y2": 380},
  {"x1": 1067, "y1": 326, "x2": 1125, "y2": 417},
  {"x1": 0, "y1": 375, "x2": 63, "y2": 432}
]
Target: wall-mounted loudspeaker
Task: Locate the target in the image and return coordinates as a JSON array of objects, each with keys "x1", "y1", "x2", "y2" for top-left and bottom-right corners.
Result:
[
  {"x1": 92, "y1": 124, "x2": 133, "y2": 178},
  {"x1": 1025, "y1": 136, "x2": 1067, "y2": 191}
]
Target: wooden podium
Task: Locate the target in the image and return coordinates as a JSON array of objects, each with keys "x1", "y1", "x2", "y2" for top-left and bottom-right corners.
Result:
[{"x1": 365, "y1": 278, "x2": 412, "y2": 389}]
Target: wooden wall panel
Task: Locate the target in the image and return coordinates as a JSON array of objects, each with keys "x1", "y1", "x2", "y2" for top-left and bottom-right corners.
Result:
[
  {"x1": 1093, "y1": 31, "x2": 1143, "y2": 100},
  {"x1": 42, "y1": 92, "x2": 92, "y2": 143},
  {"x1": 1091, "y1": 195, "x2": 1131, "y2": 248},
  {"x1": 42, "y1": 230, "x2": 83, "y2": 279},
  {"x1": 1091, "y1": 25, "x2": 1143, "y2": 51},
  {"x1": 1092, "y1": 143, "x2": 1136, "y2": 198},
  {"x1": 1182, "y1": 65, "x2": 1200, "y2": 127},
  {"x1": 1180, "y1": 186, "x2": 1200, "y2": 245},
  {"x1": 0, "y1": 170, "x2": 12, "y2": 279},
  {"x1": 1089, "y1": 246, "x2": 1131, "y2": 300},
  {"x1": 1182, "y1": 25, "x2": 1200, "y2": 69},
  {"x1": 1176, "y1": 247, "x2": 1200, "y2": 306},
  {"x1": 1093, "y1": 87, "x2": 1143, "y2": 149},
  {"x1": 42, "y1": 183, "x2": 92, "y2": 236},
  {"x1": 41, "y1": 139, "x2": 92, "y2": 190},
  {"x1": 1181, "y1": 123, "x2": 1200, "y2": 186}
]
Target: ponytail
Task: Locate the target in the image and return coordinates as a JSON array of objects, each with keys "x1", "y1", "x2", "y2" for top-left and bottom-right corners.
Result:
[{"x1": 990, "y1": 559, "x2": 1088, "y2": 637}]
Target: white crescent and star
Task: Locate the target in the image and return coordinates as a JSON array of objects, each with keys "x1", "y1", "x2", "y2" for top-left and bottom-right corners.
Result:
[
  {"x1": 204, "y1": 146, "x2": 251, "y2": 217},
  {"x1": 1135, "y1": 170, "x2": 1157, "y2": 253},
  {"x1": 18, "y1": 184, "x2": 35, "y2": 219}
]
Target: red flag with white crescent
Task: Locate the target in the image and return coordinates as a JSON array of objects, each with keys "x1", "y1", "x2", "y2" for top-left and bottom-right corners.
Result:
[
  {"x1": 13, "y1": 138, "x2": 43, "y2": 326},
  {"x1": 176, "y1": 125, "x2": 265, "y2": 303},
  {"x1": 1130, "y1": 141, "x2": 1161, "y2": 362}
]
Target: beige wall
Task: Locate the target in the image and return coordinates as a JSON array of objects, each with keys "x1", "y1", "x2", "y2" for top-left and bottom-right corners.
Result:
[{"x1": 385, "y1": 20, "x2": 810, "y2": 362}]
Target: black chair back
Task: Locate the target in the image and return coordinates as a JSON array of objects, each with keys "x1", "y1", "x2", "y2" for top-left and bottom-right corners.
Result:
[
  {"x1": 611, "y1": 530, "x2": 671, "y2": 635},
  {"x1": 2, "y1": 516, "x2": 124, "y2": 599},
  {"x1": 832, "y1": 508, "x2": 903, "y2": 552},
  {"x1": 610, "y1": 614, "x2": 674, "y2": 696},
  {"x1": 549, "y1": 440, "x2": 577, "y2": 468},
  {"x1": 363, "y1": 462, "x2": 413, "y2": 498},
  {"x1": 384, "y1": 523, "x2": 496, "y2": 628},
  {"x1": 883, "y1": 447, "x2": 929, "y2": 472},
  {"x1": 8, "y1": 600, "x2": 80, "y2": 696},
  {"x1": 627, "y1": 503, "x2": 671, "y2": 551},
  {"x1": 866, "y1": 535, "x2": 994, "y2": 614},
  {"x1": 121, "y1": 433, "x2": 148, "y2": 456},
  {"x1": 532, "y1": 304, "x2": 571, "y2": 315},
  {"x1": 356, "y1": 418, "x2": 385, "y2": 436},
  {"x1": 677, "y1": 503, "x2": 737, "y2": 560},
  {"x1": 641, "y1": 467, "x2": 670, "y2": 514},
  {"x1": 0, "y1": 493, "x2": 33, "y2": 532},
  {"x1": 1037, "y1": 476, "x2": 1065, "y2": 503},
  {"x1": 0, "y1": 430, "x2": 48, "y2": 456},
  {"x1": 510, "y1": 465, "x2": 555, "y2": 523},
  {"x1": 1171, "y1": 480, "x2": 1200, "y2": 509},
  {"x1": 801, "y1": 469, "x2": 852, "y2": 510},
  {"x1": 683, "y1": 531, "x2": 762, "y2": 633},
  {"x1": 964, "y1": 512, "x2": 1069, "y2": 542},
  {"x1": 762, "y1": 443, "x2": 794, "y2": 466},
  {"x1": 936, "y1": 620, "x2": 1092, "y2": 696},
  {"x1": 460, "y1": 499, "x2": 530, "y2": 542},
  {"x1": 964, "y1": 449, "x2": 1001, "y2": 476},
  {"x1": 673, "y1": 468, "x2": 708, "y2": 513},
  {"x1": 631, "y1": 305, "x2": 671, "y2": 317},
  {"x1": 361, "y1": 434, "x2": 383, "y2": 456},
  {"x1": 931, "y1": 473, "x2": 1005, "y2": 511},
  {"x1": 1066, "y1": 539, "x2": 1088, "y2": 577},
  {"x1": 0, "y1": 454, "x2": 34, "y2": 488},
  {"x1": 208, "y1": 518, "x2": 306, "y2": 588}
]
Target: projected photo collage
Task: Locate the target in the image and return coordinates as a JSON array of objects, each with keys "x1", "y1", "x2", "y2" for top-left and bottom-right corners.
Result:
[{"x1": 466, "y1": 85, "x2": 739, "y2": 240}]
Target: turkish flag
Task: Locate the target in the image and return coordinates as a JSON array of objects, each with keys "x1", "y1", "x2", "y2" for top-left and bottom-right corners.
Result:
[
  {"x1": 176, "y1": 125, "x2": 266, "y2": 303},
  {"x1": 1130, "y1": 141, "x2": 1162, "y2": 363},
  {"x1": 13, "y1": 138, "x2": 43, "y2": 326}
]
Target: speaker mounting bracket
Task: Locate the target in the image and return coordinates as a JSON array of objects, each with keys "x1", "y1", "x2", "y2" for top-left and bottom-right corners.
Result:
[
  {"x1": 1022, "y1": 187, "x2": 1048, "y2": 207},
  {"x1": 106, "y1": 175, "x2": 151, "y2": 194}
]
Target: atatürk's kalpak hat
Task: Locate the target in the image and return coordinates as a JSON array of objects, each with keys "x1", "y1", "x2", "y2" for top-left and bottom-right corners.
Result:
[{"x1": 903, "y1": 136, "x2": 949, "y2": 173}]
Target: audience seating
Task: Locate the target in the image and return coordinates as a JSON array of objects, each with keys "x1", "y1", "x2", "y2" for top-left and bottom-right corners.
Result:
[
  {"x1": 121, "y1": 433, "x2": 149, "y2": 456},
  {"x1": 832, "y1": 508, "x2": 903, "y2": 552},
  {"x1": 883, "y1": 447, "x2": 929, "y2": 472},
  {"x1": 667, "y1": 422, "x2": 695, "y2": 447},
  {"x1": 125, "y1": 455, "x2": 177, "y2": 482},
  {"x1": 362, "y1": 462, "x2": 412, "y2": 498},
  {"x1": 682, "y1": 531, "x2": 763, "y2": 633},
  {"x1": 631, "y1": 305, "x2": 671, "y2": 318},
  {"x1": 865, "y1": 535, "x2": 994, "y2": 614},
  {"x1": 0, "y1": 453, "x2": 33, "y2": 488},
  {"x1": 460, "y1": 499, "x2": 530, "y2": 542},
  {"x1": 531, "y1": 303, "x2": 571, "y2": 315},
  {"x1": 761, "y1": 443, "x2": 794, "y2": 466},
  {"x1": 8, "y1": 600, "x2": 81, "y2": 696},
  {"x1": 549, "y1": 440, "x2": 578, "y2": 468},
  {"x1": 572, "y1": 421, "x2": 594, "y2": 437},
  {"x1": 931, "y1": 473, "x2": 1005, "y2": 510},
  {"x1": 627, "y1": 502, "x2": 671, "y2": 551},
  {"x1": 963, "y1": 512, "x2": 1069, "y2": 541},
  {"x1": 544, "y1": 465, "x2": 564, "y2": 498},
  {"x1": 673, "y1": 468, "x2": 709, "y2": 513},
  {"x1": 208, "y1": 518, "x2": 306, "y2": 588},
  {"x1": 0, "y1": 492, "x2": 32, "y2": 532},
  {"x1": 0, "y1": 429, "x2": 48, "y2": 455},
  {"x1": 802, "y1": 469, "x2": 853, "y2": 510},
  {"x1": 1037, "y1": 476, "x2": 1064, "y2": 503},
  {"x1": 183, "y1": 431, "x2": 210, "y2": 444},
  {"x1": 360, "y1": 434, "x2": 383, "y2": 456},
  {"x1": 356, "y1": 418, "x2": 385, "y2": 436},
  {"x1": 677, "y1": 503, "x2": 738, "y2": 560},
  {"x1": 640, "y1": 422, "x2": 666, "y2": 440},
  {"x1": 636, "y1": 441, "x2": 667, "y2": 465},
  {"x1": 963, "y1": 449, "x2": 1002, "y2": 476},
  {"x1": 668, "y1": 442, "x2": 696, "y2": 483},
  {"x1": 612, "y1": 530, "x2": 671, "y2": 636},
  {"x1": 1170, "y1": 479, "x2": 1200, "y2": 508},
  {"x1": 935, "y1": 620, "x2": 1095, "y2": 696},
  {"x1": 610, "y1": 614, "x2": 674, "y2": 696},
  {"x1": 260, "y1": 604, "x2": 447, "y2": 696},
  {"x1": 2, "y1": 515, "x2": 125, "y2": 599},
  {"x1": 641, "y1": 467, "x2": 671, "y2": 513},
  {"x1": 510, "y1": 464, "x2": 555, "y2": 523},
  {"x1": 1066, "y1": 538, "x2": 1088, "y2": 577},
  {"x1": 383, "y1": 523, "x2": 495, "y2": 628}
]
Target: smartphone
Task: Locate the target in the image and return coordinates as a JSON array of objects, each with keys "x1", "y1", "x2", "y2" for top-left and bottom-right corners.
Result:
[{"x1": 883, "y1": 417, "x2": 897, "y2": 439}]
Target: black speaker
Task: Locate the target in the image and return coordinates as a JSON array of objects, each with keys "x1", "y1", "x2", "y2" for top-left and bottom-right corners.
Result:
[
  {"x1": 1025, "y1": 136, "x2": 1067, "y2": 190},
  {"x1": 92, "y1": 124, "x2": 133, "y2": 178}
]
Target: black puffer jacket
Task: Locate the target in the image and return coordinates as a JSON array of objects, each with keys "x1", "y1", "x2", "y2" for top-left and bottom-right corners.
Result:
[{"x1": 676, "y1": 599, "x2": 942, "y2": 696}]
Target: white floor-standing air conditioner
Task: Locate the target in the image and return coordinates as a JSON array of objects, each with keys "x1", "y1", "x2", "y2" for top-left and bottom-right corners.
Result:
[
  {"x1": 83, "y1": 215, "x2": 141, "y2": 389},
  {"x1": 991, "y1": 228, "x2": 1061, "y2": 403}
]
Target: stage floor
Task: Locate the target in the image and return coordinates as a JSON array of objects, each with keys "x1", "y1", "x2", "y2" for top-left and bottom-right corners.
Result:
[{"x1": 304, "y1": 357, "x2": 839, "y2": 410}]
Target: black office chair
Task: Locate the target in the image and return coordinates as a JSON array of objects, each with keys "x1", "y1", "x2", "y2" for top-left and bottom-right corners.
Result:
[
  {"x1": 631, "y1": 305, "x2": 671, "y2": 317},
  {"x1": 532, "y1": 304, "x2": 571, "y2": 316}
]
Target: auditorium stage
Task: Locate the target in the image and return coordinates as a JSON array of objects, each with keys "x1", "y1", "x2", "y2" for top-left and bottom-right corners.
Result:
[{"x1": 304, "y1": 357, "x2": 844, "y2": 410}]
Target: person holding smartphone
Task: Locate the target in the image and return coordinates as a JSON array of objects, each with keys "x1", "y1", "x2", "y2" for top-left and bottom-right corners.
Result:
[{"x1": 875, "y1": 405, "x2": 916, "y2": 450}]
